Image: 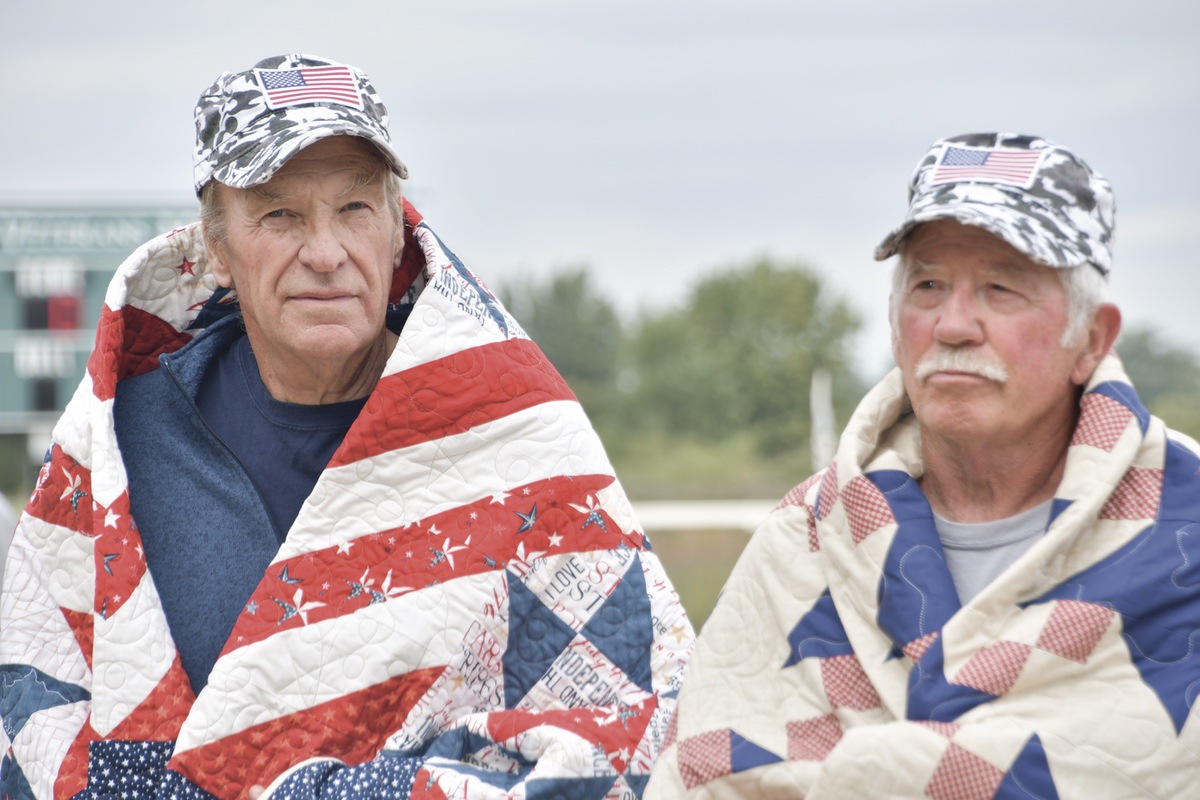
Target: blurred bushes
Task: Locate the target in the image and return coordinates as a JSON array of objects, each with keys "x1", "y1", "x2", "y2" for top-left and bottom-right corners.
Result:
[{"x1": 500, "y1": 258, "x2": 864, "y2": 498}]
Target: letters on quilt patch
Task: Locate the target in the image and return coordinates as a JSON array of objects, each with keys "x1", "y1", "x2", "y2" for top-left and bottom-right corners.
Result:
[
  {"x1": 169, "y1": 509, "x2": 676, "y2": 795},
  {"x1": 420, "y1": 222, "x2": 511, "y2": 337}
]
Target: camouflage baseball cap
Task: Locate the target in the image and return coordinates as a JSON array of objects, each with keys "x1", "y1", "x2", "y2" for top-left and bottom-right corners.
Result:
[
  {"x1": 192, "y1": 54, "x2": 408, "y2": 196},
  {"x1": 874, "y1": 133, "x2": 1114, "y2": 275}
]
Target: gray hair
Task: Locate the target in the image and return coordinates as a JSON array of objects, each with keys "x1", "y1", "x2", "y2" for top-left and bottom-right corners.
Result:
[
  {"x1": 888, "y1": 249, "x2": 1107, "y2": 349},
  {"x1": 199, "y1": 154, "x2": 404, "y2": 250}
]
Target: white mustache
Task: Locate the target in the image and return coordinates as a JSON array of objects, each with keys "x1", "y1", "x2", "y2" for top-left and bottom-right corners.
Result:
[{"x1": 915, "y1": 349, "x2": 1009, "y2": 383}]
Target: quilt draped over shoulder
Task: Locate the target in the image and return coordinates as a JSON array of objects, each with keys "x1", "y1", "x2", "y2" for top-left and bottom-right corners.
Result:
[
  {"x1": 0, "y1": 202, "x2": 693, "y2": 800},
  {"x1": 647, "y1": 356, "x2": 1200, "y2": 798}
]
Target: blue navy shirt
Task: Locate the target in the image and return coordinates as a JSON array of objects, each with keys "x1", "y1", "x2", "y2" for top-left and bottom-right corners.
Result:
[
  {"x1": 115, "y1": 317, "x2": 367, "y2": 693},
  {"x1": 195, "y1": 333, "x2": 366, "y2": 541}
]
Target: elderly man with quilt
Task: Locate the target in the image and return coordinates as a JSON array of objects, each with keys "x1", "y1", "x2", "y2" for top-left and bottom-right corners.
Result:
[
  {"x1": 0, "y1": 54, "x2": 691, "y2": 800},
  {"x1": 647, "y1": 133, "x2": 1200, "y2": 797}
]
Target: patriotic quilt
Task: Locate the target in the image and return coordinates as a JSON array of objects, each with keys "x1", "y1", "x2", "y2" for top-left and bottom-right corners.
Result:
[
  {"x1": 0, "y1": 201, "x2": 693, "y2": 799},
  {"x1": 646, "y1": 355, "x2": 1200, "y2": 798}
]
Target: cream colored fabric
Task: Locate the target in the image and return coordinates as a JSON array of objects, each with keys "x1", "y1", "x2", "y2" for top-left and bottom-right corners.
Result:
[{"x1": 648, "y1": 354, "x2": 1200, "y2": 798}]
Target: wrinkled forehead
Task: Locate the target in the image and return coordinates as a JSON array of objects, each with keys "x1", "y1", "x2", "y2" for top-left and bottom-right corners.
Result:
[
  {"x1": 274, "y1": 136, "x2": 388, "y2": 178},
  {"x1": 900, "y1": 220, "x2": 1060, "y2": 281},
  {"x1": 238, "y1": 136, "x2": 390, "y2": 198}
]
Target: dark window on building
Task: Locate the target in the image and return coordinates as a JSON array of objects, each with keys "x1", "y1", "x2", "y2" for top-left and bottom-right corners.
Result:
[
  {"x1": 23, "y1": 298, "x2": 50, "y2": 330},
  {"x1": 33, "y1": 379, "x2": 58, "y2": 412}
]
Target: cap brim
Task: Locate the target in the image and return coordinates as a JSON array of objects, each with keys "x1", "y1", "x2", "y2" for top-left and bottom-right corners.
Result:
[
  {"x1": 203, "y1": 113, "x2": 408, "y2": 194},
  {"x1": 873, "y1": 198, "x2": 1095, "y2": 272}
]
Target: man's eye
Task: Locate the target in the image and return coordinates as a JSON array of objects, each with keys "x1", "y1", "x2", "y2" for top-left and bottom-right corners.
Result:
[
  {"x1": 265, "y1": 209, "x2": 287, "y2": 218},
  {"x1": 345, "y1": 201, "x2": 366, "y2": 211}
]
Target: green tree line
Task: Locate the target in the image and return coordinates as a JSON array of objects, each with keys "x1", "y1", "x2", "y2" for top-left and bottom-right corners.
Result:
[
  {"x1": 500, "y1": 258, "x2": 865, "y2": 500},
  {"x1": 4, "y1": 258, "x2": 1199, "y2": 505},
  {"x1": 500, "y1": 258, "x2": 1200, "y2": 501}
]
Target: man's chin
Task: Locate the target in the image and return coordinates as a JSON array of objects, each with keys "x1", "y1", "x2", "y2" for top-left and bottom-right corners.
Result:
[{"x1": 291, "y1": 324, "x2": 383, "y2": 362}]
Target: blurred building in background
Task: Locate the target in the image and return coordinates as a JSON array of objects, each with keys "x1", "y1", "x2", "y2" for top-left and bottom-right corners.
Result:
[{"x1": 0, "y1": 205, "x2": 195, "y2": 483}]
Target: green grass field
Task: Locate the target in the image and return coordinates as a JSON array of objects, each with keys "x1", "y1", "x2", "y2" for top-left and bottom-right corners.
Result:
[{"x1": 648, "y1": 527, "x2": 752, "y2": 630}]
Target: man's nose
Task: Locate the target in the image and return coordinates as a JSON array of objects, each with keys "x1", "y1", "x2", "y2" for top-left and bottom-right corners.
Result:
[
  {"x1": 933, "y1": 286, "x2": 984, "y2": 346},
  {"x1": 299, "y1": 220, "x2": 348, "y2": 273}
]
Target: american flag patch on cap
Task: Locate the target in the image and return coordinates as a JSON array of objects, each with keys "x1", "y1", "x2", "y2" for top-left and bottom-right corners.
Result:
[
  {"x1": 930, "y1": 145, "x2": 1045, "y2": 188},
  {"x1": 255, "y1": 65, "x2": 363, "y2": 110}
]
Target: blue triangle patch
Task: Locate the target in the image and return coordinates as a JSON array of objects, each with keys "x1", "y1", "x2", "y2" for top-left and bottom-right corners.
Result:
[
  {"x1": 623, "y1": 772, "x2": 651, "y2": 798},
  {"x1": 1048, "y1": 498, "x2": 1073, "y2": 526},
  {"x1": 526, "y1": 775, "x2": 615, "y2": 800},
  {"x1": 580, "y1": 554, "x2": 654, "y2": 693},
  {"x1": 503, "y1": 570, "x2": 579, "y2": 709},
  {"x1": 1035, "y1": 438, "x2": 1200, "y2": 733},
  {"x1": 422, "y1": 726, "x2": 514, "y2": 764},
  {"x1": 996, "y1": 734, "x2": 1060, "y2": 799},
  {"x1": 870, "y1": 469, "x2": 961, "y2": 650},
  {"x1": 730, "y1": 731, "x2": 783, "y2": 773},
  {"x1": 905, "y1": 636, "x2": 998, "y2": 722},
  {"x1": 0, "y1": 751, "x2": 35, "y2": 800},
  {"x1": 784, "y1": 589, "x2": 854, "y2": 667},
  {"x1": 0, "y1": 664, "x2": 90, "y2": 741}
]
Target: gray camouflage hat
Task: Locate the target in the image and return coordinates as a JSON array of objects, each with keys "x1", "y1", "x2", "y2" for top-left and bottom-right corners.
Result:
[
  {"x1": 874, "y1": 133, "x2": 1114, "y2": 275},
  {"x1": 192, "y1": 54, "x2": 408, "y2": 196}
]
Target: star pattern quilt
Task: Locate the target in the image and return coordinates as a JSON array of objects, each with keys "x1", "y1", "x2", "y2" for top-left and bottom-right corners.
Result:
[{"x1": 647, "y1": 356, "x2": 1200, "y2": 798}]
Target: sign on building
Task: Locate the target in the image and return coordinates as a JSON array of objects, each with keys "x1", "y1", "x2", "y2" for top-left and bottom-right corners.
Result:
[{"x1": 0, "y1": 205, "x2": 195, "y2": 436}]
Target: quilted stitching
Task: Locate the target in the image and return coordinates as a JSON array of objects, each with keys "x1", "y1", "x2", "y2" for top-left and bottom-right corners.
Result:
[{"x1": 0, "y1": 205, "x2": 695, "y2": 799}]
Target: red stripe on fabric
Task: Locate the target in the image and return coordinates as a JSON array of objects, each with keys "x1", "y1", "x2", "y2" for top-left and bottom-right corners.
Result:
[
  {"x1": 223, "y1": 473, "x2": 638, "y2": 656},
  {"x1": 402, "y1": 199, "x2": 424, "y2": 228},
  {"x1": 60, "y1": 607, "x2": 94, "y2": 670},
  {"x1": 54, "y1": 721, "x2": 96, "y2": 800},
  {"x1": 24, "y1": 446, "x2": 94, "y2": 535},
  {"x1": 92, "y1": 490, "x2": 146, "y2": 618},
  {"x1": 87, "y1": 304, "x2": 192, "y2": 402},
  {"x1": 485, "y1": 696, "x2": 658, "y2": 775},
  {"x1": 107, "y1": 655, "x2": 194, "y2": 742},
  {"x1": 171, "y1": 666, "x2": 443, "y2": 800},
  {"x1": 26, "y1": 459, "x2": 147, "y2": 618},
  {"x1": 410, "y1": 772, "x2": 451, "y2": 800},
  {"x1": 329, "y1": 338, "x2": 575, "y2": 469},
  {"x1": 25, "y1": 449, "x2": 146, "y2": 617}
]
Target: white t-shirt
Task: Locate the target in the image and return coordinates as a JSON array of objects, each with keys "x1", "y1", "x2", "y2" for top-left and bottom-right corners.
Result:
[{"x1": 934, "y1": 499, "x2": 1053, "y2": 604}]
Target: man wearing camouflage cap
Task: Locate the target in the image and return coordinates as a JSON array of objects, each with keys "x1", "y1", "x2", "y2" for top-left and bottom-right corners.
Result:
[
  {"x1": 647, "y1": 133, "x2": 1200, "y2": 797},
  {"x1": 0, "y1": 55, "x2": 691, "y2": 799}
]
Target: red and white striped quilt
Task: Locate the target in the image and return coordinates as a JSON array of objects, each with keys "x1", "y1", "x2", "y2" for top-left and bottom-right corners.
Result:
[{"x1": 1, "y1": 201, "x2": 693, "y2": 799}]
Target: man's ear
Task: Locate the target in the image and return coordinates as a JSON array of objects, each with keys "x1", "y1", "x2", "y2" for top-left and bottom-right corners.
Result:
[
  {"x1": 1071, "y1": 303, "x2": 1122, "y2": 385},
  {"x1": 203, "y1": 221, "x2": 233, "y2": 289},
  {"x1": 392, "y1": 223, "x2": 405, "y2": 271}
]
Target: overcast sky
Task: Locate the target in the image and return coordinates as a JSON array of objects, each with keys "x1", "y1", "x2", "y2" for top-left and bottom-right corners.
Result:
[{"x1": 2, "y1": 1, "x2": 1197, "y2": 376}]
